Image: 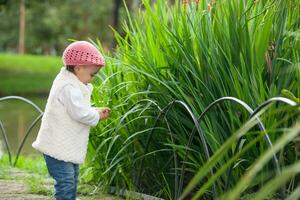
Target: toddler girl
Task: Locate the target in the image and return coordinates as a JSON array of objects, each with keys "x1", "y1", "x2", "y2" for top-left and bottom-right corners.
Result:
[{"x1": 32, "y1": 41, "x2": 110, "y2": 200}]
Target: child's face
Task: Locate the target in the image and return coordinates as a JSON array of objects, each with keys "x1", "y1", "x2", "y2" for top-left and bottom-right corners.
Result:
[{"x1": 74, "y1": 65, "x2": 101, "y2": 84}]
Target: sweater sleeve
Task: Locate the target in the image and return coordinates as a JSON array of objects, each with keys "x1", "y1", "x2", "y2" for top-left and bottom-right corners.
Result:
[{"x1": 58, "y1": 84, "x2": 100, "y2": 127}]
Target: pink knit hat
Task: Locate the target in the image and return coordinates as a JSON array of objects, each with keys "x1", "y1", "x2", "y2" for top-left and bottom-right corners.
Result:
[{"x1": 62, "y1": 41, "x2": 105, "y2": 67}]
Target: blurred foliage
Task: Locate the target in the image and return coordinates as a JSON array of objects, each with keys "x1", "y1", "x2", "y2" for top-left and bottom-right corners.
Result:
[{"x1": 0, "y1": 0, "x2": 136, "y2": 54}]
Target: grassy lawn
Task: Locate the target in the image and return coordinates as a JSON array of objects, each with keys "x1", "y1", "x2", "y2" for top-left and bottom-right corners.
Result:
[
  {"x1": 0, "y1": 54, "x2": 62, "y2": 96},
  {"x1": 0, "y1": 154, "x2": 118, "y2": 199}
]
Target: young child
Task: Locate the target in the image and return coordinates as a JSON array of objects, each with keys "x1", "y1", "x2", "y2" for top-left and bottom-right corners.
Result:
[{"x1": 32, "y1": 41, "x2": 110, "y2": 200}]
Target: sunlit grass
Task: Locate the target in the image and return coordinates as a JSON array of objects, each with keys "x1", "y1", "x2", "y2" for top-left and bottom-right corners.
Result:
[{"x1": 87, "y1": 0, "x2": 300, "y2": 199}]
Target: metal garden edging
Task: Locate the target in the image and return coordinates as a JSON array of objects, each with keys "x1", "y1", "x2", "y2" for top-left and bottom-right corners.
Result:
[{"x1": 0, "y1": 96, "x2": 43, "y2": 166}]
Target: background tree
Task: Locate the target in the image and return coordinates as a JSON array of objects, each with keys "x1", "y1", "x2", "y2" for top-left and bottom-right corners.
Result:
[
  {"x1": 0, "y1": 0, "x2": 139, "y2": 55},
  {"x1": 18, "y1": 0, "x2": 25, "y2": 54}
]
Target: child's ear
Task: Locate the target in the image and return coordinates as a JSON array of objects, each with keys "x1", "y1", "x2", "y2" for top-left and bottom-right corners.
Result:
[{"x1": 74, "y1": 65, "x2": 80, "y2": 73}]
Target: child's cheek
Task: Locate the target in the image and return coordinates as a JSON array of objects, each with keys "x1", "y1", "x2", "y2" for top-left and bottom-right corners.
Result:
[{"x1": 88, "y1": 75, "x2": 92, "y2": 82}]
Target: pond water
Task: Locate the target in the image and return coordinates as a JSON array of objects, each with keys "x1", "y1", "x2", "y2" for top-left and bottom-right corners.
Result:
[{"x1": 0, "y1": 96, "x2": 46, "y2": 156}]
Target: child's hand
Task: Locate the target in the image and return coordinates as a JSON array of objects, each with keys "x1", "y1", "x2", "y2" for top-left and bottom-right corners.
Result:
[{"x1": 96, "y1": 107, "x2": 111, "y2": 120}]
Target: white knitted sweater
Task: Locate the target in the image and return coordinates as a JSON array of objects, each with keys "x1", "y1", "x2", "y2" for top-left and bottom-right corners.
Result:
[{"x1": 32, "y1": 67, "x2": 97, "y2": 164}]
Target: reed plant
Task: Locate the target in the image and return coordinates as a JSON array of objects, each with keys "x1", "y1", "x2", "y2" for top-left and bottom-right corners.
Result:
[{"x1": 88, "y1": 0, "x2": 300, "y2": 199}]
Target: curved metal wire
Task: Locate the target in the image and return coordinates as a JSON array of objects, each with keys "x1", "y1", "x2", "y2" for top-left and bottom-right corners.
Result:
[
  {"x1": 177, "y1": 96, "x2": 285, "y2": 200},
  {"x1": 0, "y1": 96, "x2": 43, "y2": 166},
  {"x1": 251, "y1": 97, "x2": 297, "y2": 116},
  {"x1": 0, "y1": 96, "x2": 43, "y2": 114},
  {"x1": 0, "y1": 95, "x2": 297, "y2": 199},
  {"x1": 136, "y1": 99, "x2": 215, "y2": 200},
  {"x1": 225, "y1": 97, "x2": 298, "y2": 197},
  {"x1": 118, "y1": 99, "x2": 181, "y2": 199},
  {"x1": 14, "y1": 113, "x2": 43, "y2": 166},
  {"x1": 0, "y1": 120, "x2": 12, "y2": 164}
]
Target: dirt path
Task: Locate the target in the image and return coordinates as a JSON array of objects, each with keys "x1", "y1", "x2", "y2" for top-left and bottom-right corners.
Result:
[
  {"x1": 0, "y1": 167, "x2": 116, "y2": 200},
  {"x1": 0, "y1": 179, "x2": 50, "y2": 200}
]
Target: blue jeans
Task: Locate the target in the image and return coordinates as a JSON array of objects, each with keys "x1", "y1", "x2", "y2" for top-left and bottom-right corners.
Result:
[{"x1": 43, "y1": 154, "x2": 79, "y2": 200}]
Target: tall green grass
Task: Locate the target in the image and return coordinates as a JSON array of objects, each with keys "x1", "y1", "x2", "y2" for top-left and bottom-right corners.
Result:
[{"x1": 88, "y1": 0, "x2": 300, "y2": 199}]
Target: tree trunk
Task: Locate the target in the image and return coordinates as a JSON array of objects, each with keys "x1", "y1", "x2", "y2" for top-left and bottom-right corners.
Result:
[
  {"x1": 110, "y1": 0, "x2": 134, "y2": 51},
  {"x1": 18, "y1": 0, "x2": 25, "y2": 54},
  {"x1": 110, "y1": 0, "x2": 122, "y2": 50}
]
